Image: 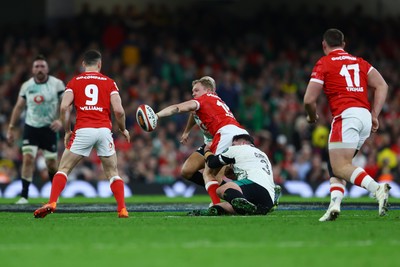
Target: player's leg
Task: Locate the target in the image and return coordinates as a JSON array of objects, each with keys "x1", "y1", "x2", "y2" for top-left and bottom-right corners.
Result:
[
  {"x1": 17, "y1": 146, "x2": 37, "y2": 204},
  {"x1": 319, "y1": 176, "x2": 346, "y2": 222},
  {"x1": 97, "y1": 128, "x2": 128, "y2": 218},
  {"x1": 328, "y1": 110, "x2": 390, "y2": 217},
  {"x1": 181, "y1": 145, "x2": 206, "y2": 186},
  {"x1": 41, "y1": 126, "x2": 60, "y2": 183},
  {"x1": 34, "y1": 149, "x2": 83, "y2": 218},
  {"x1": 216, "y1": 180, "x2": 256, "y2": 215},
  {"x1": 17, "y1": 125, "x2": 42, "y2": 203}
]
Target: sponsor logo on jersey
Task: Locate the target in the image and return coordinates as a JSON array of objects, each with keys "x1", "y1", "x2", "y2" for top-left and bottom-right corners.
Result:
[
  {"x1": 34, "y1": 95, "x2": 45, "y2": 104},
  {"x1": 331, "y1": 55, "x2": 357, "y2": 61},
  {"x1": 76, "y1": 75, "x2": 107, "y2": 80}
]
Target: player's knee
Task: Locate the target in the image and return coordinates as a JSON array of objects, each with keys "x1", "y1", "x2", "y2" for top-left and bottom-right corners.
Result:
[
  {"x1": 23, "y1": 154, "x2": 35, "y2": 166},
  {"x1": 180, "y1": 168, "x2": 193, "y2": 179},
  {"x1": 216, "y1": 186, "x2": 225, "y2": 198}
]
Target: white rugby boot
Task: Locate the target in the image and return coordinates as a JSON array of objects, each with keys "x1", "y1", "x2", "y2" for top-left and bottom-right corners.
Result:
[
  {"x1": 374, "y1": 183, "x2": 391, "y2": 216},
  {"x1": 319, "y1": 200, "x2": 341, "y2": 222}
]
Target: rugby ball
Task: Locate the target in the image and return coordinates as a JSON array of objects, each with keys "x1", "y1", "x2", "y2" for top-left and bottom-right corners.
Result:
[{"x1": 136, "y1": 104, "x2": 158, "y2": 132}]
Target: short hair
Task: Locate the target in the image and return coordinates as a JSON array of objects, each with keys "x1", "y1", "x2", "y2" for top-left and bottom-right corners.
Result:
[
  {"x1": 323, "y1": 28, "x2": 344, "y2": 47},
  {"x1": 34, "y1": 54, "x2": 46, "y2": 61},
  {"x1": 232, "y1": 134, "x2": 254, "y2": 145},
  {"x1": 83, "y1": 50, "x2": 101, "y2": 66},
  {"x1": 192, "y1": 76, "x2": 216, "y2": 91}
]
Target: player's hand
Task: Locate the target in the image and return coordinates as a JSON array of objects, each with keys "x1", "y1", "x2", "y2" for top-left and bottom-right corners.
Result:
[
  {"x1": 371, "y1": 117, "x2": 379, "y2": 133},
  {"x1": 6, "y1": 127, "x2": 15, "y2": 145},
  {"x1": 120, "y1": 129, "x2": 130, "y2": 143},
  {"x1": 306, "y1": 114, "x2": 319, "y2": 123},
  {"x1": 204, "y1": 143, "x2": 211, "y2": 152},
  {"x1": 64, "y1": 131, "x2": 72, "y2": 147},
  {"x1": 180, "y1": 133, "x2": 189, "y2": 144},
  {"x1": 50, "y1": 120, "x2": 62, "y2": 132}
]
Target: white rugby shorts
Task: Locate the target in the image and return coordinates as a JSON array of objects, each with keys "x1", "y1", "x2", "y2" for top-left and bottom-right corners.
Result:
[
  {"x1": 69, "y1": 128, "x2": 115, "y2": 157},
  {"x1": 329, "y1": 107, "x2": 372, "y2": 150},
  {"x1": 211, "y1": 125, "x2": 249, "y2": 154}
]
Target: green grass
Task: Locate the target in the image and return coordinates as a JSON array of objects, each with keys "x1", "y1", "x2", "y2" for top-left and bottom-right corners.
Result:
[
  {"x1": 1, "y1": 196, "x2": 399, "y2": 267},
  {"x1": 2, "y1": 194, "x2": 400, "y2": 204}
]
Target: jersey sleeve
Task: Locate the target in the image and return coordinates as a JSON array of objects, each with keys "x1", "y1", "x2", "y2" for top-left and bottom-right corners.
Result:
[
  {"x1": 65, "y1": 79, "x2": 74, "y2": 93},
  {"x1": 57, "y1": 78, "x2": 66, "y2": 98},
  {"x1": 310, "y1": 58, "x2": 325, "y2": 84},
  {"x1": 19, "y1": 81, "x2": 29, "y2": 98}
]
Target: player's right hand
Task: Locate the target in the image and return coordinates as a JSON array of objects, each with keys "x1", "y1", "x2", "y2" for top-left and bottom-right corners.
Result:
[
  {"x1": 120, "y1": 129, "x2": 130, "y2": 143},
  {"x1": 306, "y1": 114, "x2": 319, "y2": 123}
]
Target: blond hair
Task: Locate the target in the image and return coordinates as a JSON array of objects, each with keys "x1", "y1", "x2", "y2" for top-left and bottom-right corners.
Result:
[{"x1": 192, "y1": 76, "x2": 216, "y2": 92}]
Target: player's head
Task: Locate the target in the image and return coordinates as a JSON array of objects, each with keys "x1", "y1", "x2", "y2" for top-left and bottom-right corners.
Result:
[
  {"x1": 232, "y1": 134, "x2": 254, "y2": 146},
  {"x1": 192, "y1": 76, "x2": 216, "y2": 93},
  {"x1": 200, "y1": 76, "x2": 216, "y2": 92},
  {"x1": 82, "y1": 50, "x2": 102, "y2": 70},
  {"x1": 32, "y1": 54, "x2": 49, "y2": 82},
  {"x1": 322, "y1": 28, "x2": 345, "y2": 54}
]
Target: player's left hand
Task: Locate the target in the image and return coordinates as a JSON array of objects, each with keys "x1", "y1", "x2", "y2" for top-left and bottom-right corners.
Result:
[
  {"x1": 180, "y1": 133, "x2": 189, "y2": 144},
  {"x1": 50, "y1": 120, "x2": 62, "y2": 132}
]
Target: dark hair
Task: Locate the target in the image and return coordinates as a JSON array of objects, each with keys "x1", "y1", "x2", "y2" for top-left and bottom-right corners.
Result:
[
  {"x1": 323, "y1": 28, "x2": 344, "y2": 47},
  {"x1": 34, "y1": 54, "x2": 46, "y2": 61},
  {"x1": 232, "y1": 134, "x2": 254, "y2": 145},
  {"x1": 83, "y1": 50, "x2": 101, "y2": 66}
]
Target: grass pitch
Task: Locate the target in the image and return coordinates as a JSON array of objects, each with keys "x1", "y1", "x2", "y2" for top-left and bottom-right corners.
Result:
[{"x1": 0, "y1": 196, "x2": 399, "y2": 267}]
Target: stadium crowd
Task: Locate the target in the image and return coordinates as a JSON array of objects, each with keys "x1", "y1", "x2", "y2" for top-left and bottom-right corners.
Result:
[{"x1": 1, "y1": 2, "x2": 400, "y2": 191}]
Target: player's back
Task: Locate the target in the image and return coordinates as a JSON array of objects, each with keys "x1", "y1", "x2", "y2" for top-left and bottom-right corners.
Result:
[
  {"x1": 66, "y1": 71, "x2": 118, "y2": 130},
  {"x1": 313, "y1": 49, "x2": 372, "y2": 116},
  {"x1": 194, "y1": 93, "x2": 242, "y2": 136}
]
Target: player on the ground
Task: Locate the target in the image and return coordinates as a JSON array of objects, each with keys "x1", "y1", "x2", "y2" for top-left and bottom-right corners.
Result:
[
  {"x1": 34, "y1": 50, "x2": 130, "y2": 218},
  {"x1": 189, "y1": 134, "x2": 276, "y2": 216},
  {"x1": 304, "y1": 28, "x2": 390, "y2": 221}
]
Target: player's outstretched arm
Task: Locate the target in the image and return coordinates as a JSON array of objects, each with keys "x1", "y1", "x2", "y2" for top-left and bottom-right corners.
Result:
[{"x1": 156, "y1": 100, "x2": 197, "y2": 119}]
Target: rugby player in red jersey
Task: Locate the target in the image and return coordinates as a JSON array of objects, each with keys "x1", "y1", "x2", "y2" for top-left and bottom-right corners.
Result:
[
  {"x1": 304, "y1": 29, "x2": 390, "y2": 221},
  {"x1": 34, "y1": 50, "x2": 130, "y2": 218}
]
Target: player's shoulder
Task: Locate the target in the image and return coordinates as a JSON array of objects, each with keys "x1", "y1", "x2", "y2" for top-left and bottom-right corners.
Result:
[
  {"x1": 48, "y1": 75, "x2": 62, "y2": 81},
  {"x1": 20, "y1": 77, "x2": 35, "y2": 89},
  {"x1": 48, "y1": 75, "x2": 65, "y2": 84}
]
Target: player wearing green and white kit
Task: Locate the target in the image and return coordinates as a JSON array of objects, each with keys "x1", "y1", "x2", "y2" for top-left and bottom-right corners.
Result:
[{"x1": 7, "y1": 55, "x2": 65, "y2": 204}]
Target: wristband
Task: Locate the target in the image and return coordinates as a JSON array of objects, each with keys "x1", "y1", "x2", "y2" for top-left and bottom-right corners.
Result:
[{"x1": 204, "y1": 151, "x2": 213, "y2": 159}]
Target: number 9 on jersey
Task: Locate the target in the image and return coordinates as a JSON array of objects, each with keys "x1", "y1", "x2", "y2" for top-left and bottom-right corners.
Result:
[{"x1": 136, "y1": 104, "x2": 158, "y2": 132}]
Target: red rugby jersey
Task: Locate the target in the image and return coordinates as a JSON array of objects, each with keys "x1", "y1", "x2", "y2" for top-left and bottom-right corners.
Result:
[
  {"x1": 193, "y1": 93, "x2": 242, "y2": 136},
  {"x1": 65, "y1": 71, "x2": 119, "y2": 130},
  {"x1": 310, "y1": 49, "x2": 373, "y2": 117}
]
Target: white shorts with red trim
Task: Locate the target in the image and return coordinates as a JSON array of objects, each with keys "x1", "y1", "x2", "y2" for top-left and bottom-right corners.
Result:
[
  {"x1": 69, "y1": 128, "x2": 115, "y2": 157},
  {"x1": 210, "y1": 125, "x2": 249, "y2": 154},
  {"x1": 328, "y1": 107, "x2": 371, "y2": 150}
]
